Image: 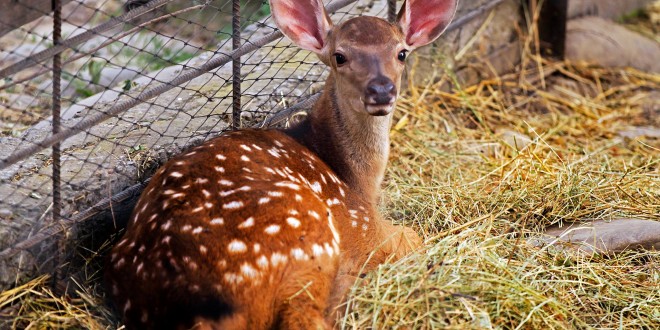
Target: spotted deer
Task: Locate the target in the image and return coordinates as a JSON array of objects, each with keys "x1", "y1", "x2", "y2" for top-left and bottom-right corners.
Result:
[{"x1": 105, "y1": 0, "x2": 458, "y2": 328}]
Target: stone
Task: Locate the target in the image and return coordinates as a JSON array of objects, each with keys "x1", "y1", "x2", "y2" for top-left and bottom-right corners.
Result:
[
  {"x1": 568, "y1": 0, "x2": 654, "y2": 20},
  {"x1": 565, "y1": 16, "x2": 660, "y2": 73},
  {"x1": 529, "y1": 219, "x2": 660, "y2": 254},
  {"x1": 498, "y1": 130, "x2": 533, "y2": 151}
]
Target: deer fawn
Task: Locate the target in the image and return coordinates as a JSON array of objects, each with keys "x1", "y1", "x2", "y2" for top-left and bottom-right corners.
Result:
[{"x1": 106, "y1": 0, "x2": 457, "y2": 328}]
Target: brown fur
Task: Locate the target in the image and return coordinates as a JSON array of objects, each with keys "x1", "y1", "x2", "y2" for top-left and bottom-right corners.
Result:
[{"x1": 105, "y1": 1, "x2": 457, "y2": 328}]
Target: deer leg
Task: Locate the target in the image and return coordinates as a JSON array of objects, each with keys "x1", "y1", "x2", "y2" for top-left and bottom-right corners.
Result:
[
  {"x1": 377, "y1": 219, "x2": 423, "y2": 259},
  {"x1": 276, "y1": 260, "x2": 335, "y2": 330}
]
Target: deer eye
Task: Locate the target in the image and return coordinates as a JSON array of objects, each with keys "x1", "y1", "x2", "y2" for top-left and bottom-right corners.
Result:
[
  {"x1": 397, "y1": 50, "x2": 408, "y2": 62},
  {"x1": 334, "y1": 53, "x2": 347, "y2": 66}
]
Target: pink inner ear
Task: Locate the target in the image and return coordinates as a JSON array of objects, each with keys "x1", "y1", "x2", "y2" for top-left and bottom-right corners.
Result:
[
  {"x1": 270, "y1": 0, "x2": 330, "y2": 53},
  {"x1": 404, "y1": 0, "x2": 456, "y2": 47}
]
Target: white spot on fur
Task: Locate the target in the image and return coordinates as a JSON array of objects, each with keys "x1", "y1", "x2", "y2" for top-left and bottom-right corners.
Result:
[
  {"x1": 219, "y1": 179, "x2": 234, "y2": 186},
  {"x1": 241, "y1": 263, "x2": 259, "y2": 278},
  {"x1": 311, "y1": 182, "x2": 322, "y2": 193},
  {"x1": 258, "y1": 197, "x2": 271, "y2": 204},
  {"x1": 308, "y1": 210, "x2": 320, "y2": 220},
  {"x1": 192, "y1": 206, "x2": 204, "y2": 213},
  {"x1": 268, "y1": 149, "x2": 281, "y2": 158},
  {"x1": 216, "y1": 154, "x2": 227, "y2": 161},
  {"x1": 181, "y1": 225, "x2": 192, "y2": 232},
  {"x1": 327, "y1": 212, "x2": 341, "y2": 244},
  {"x1": 192, "y1": 227, "x2": 204, "y2": 235},
  {"x1": 210, "y1": 218, "x2": 224, "y2": 225},
  {"x1": 268, "y1": 191, "x2": 283, "y2": 197},
  {"x1": 312, "y1": 244, "x2": 325, "y2": 257},
  {"x1": 326, "y1": 198, "x2": 341, "y2": 206},
  {"x1": 275, "y1": 182, "x2": 300, "y2": 190},
  {"x1": 161, "y1": 221, "x2": 172, "y2": 231},
  {"x1": 224, "y1": 273, "x2": 243, "y2": 285},
  {"x1": 238, "y1": 217, "x2": 255, "y2": 229},
  {"x1": 290, "y1": 248, "x2": 307, "y2": 260},
  {"x1": 264, "y1": 224, "x2": 281, "y2": 235},
  {"x1": 253, "y1": 243, "x2": 261, "y2": 253},
  {"x1": 271, "y1": 253, "x2": 287, "y2": 266},
  {"x1": 170, "y1": 172, "x2": 183, "y2": 178},
  {"x1": 295, "y1": 194, "x2": 303, "y2": 202},
  {"x1": 202, "y1": 189, "x2": 211, "y2": 198},
  {"x1": 286, "y1": 217, "x2": 301, "y2": 228},
  {"x1": 351, "y1": 220, "x2": 358, "y2": 228},
  {"x1": 240, "y1": 144, "x2": 252, "y2": 152},
  {"x1": 228, "y1": 240, "x2": 247, "y2": 253},
  {"x1": 223, "y1": 201, "x2": 244, "y2": 209},
  {"x1": 324, "y1": 242, "x2": 335, "y2": 257},
  {"x1": 199, "y1": 245, "x2": 208, "y2": 254},
  {"x1": 215, "y1": 166, "x2": 225, "y2": 173},
  {"x1": 256, "y1": 255, "x2": 269, "y2": 268},
  {"x1": 241, "y1": 155, "x2": 250, "y2": 162},
  {"x1": 196, "y1": 178, "x2": 209, "y2": 184}
]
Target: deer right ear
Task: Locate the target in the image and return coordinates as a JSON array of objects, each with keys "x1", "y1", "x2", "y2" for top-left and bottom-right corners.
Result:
[
  {"x1": 269, "y1": 0, "x2": 333, "y2": 54},
  {"x1": 397, "y1": 0, "x2": 458, "y2": 50}
]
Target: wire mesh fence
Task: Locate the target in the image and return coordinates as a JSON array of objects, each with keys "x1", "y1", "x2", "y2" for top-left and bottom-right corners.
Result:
[
  {"x1": 0, "y1": 0, "x2": 508, "y2": 289},
  {"x1": 0, "y1": 0, "x2": 408, "y2": 290}
]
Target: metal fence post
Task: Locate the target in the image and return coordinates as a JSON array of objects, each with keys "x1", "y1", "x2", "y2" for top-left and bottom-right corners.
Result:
[
  {"x1": 388, "y1": 0, "x2": 397, "y2": 22},
  {"x1": 232, "y1": 0, "x2": 242, "y2": 130},
  {"x1": 51, "y1": 0, "x2": 63, "y2": 290}
]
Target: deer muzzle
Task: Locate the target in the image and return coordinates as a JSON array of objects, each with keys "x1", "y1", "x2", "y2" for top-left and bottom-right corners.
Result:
[{"x1": 364, "y1": 77, "x2": 396, "y2": 116}]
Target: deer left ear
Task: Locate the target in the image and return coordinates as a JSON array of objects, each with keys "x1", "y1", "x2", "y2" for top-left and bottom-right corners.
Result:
[
  {"x1": 397, "y1": 0, "x2": 458, "y2": 50},
  {"x1": 269, "y1": 0, "x2": 333, "y2": 54}
]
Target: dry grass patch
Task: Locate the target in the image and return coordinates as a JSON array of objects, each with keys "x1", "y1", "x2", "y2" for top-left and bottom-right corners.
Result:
[{"x1": 339, "y1": 57, "x2": 659, "y2": 328}]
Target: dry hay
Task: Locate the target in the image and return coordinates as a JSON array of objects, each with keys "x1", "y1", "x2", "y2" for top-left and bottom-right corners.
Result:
[
  {"x1": 1, "y1": 14, "x2": 659, "y2": 330},
  {"x1": 339, "y1": 59, "x2": 659, "y2": 328}
]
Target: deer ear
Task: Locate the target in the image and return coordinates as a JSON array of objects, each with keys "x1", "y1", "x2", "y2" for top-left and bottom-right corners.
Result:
[
  {"x1": 269, "y1": 0, "x2": 333, "y2": 54},
  {"x1": 397, "y1": 0, "x2": 458, "y2": 50}
]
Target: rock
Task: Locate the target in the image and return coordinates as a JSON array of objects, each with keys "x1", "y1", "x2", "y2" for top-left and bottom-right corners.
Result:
[
  {"x1": 498, "y1": 130, "x2": 533, "y2": 150},
  {"x1": 565, "y1": 16, "x2": 660, "y2": 73},
  {"x1": 618, "y1": 126, "x2": 660, "y2": 139},
  {"x1": 529, "y1": 219, "x2": 660, "y2": 254},
  {"x1": 568, "y1": 0, "x2": 654, "y2": 20},
  {"x1": 0, "y1": 209, "x2": 12, "y2": 219}
]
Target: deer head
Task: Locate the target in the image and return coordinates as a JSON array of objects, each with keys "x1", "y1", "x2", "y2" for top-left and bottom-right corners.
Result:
[{"x1": 271, "y1": 0, "x2": 458, "y2": 117}]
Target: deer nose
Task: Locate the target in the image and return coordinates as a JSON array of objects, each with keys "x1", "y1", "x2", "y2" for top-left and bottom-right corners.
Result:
[{"x1": 365, "y1": 77, "x2": 396, "y2": 105}]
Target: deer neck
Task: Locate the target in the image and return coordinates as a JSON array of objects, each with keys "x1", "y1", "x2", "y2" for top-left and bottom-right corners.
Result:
[{"x1": 285, "y1": 74, "x2": 393, "y2": 205}]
